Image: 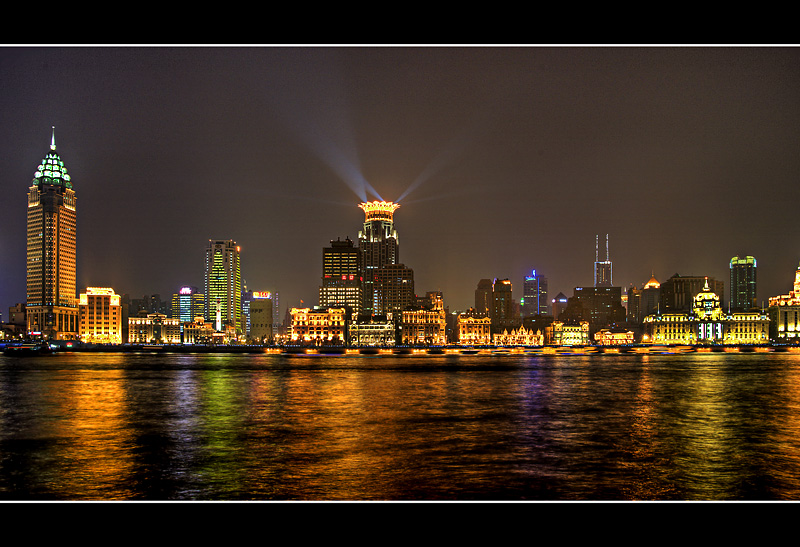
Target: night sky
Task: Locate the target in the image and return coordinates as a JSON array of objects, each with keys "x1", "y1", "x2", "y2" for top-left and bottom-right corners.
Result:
[{"x1": 2, "y1": 46, "x2": 799, "y2": 318}]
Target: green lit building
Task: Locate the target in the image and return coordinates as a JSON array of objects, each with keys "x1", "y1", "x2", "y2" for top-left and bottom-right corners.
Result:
[{"x1": 204, "y1": 240, "x2": 242, "y2": 334}]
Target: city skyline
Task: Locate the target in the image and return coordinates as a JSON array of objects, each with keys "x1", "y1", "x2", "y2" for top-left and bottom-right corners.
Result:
[{"x1": 2, "y1": 46, "x2": 799, "y2": 315}]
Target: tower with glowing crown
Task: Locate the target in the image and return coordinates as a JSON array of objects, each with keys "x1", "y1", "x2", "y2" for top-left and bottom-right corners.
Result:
[
  {"x1": 26, "y1": 128, "x2": 78, "y2": 339},
  {"x1": 357, "y1": 201, "x2": 400, "y2": 315}
]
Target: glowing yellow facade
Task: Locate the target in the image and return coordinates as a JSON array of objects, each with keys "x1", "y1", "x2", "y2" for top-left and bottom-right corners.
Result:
[
  {"x1": 549, "y1": 321, "x2": 590, "y2": 346},
  {"x1": 768, "y1": 261, "x2": 800, "y2": 340},
  {"x1": 128, "y1": 313, "x2": 181, "y2": 344},
  {"x1": 290, "y1": 307, "x2": 347, "y2": 343},
  {"x1": 401, "y1": 293, "x2": 446, "y2": 345},
  {"x1": 78, "y1": 287, "x2": 122, "y2": 344},
  {"x1": 494, "y1": 325, "x2": 544, "y2": 346},
  {"x1": 456, "y1": 314, "x2": 492, "y2": 345},
  {"x1": 26, "y1": 130, "x2": 78, "y2": 339},
  {"x1": 644, "y1": 279, "x2": 769, "y2": 344}
]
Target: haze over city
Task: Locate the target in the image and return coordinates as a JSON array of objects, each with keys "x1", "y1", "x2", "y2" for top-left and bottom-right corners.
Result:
[{"x1": 2, "y1": 45, "x2": 799, "y2": 315}]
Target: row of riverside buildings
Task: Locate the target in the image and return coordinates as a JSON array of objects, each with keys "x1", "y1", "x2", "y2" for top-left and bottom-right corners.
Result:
[{"x1": 5, "y1": 131, "x2": 800, "y2": 347}]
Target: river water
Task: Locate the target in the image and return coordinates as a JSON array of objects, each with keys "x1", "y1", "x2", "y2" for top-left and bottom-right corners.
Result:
[{"x1": 1, "y1": 350, "x2": 800, "y2": 501}]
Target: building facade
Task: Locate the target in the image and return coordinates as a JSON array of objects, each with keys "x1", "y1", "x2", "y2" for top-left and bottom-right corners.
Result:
[
  {"x1": 358, "y1": 201, "x2": 400, "y2": 315},
  {"x1": 643, "y1": 279, "x2": 769, "y2": 345},
  {"x1": 78, "y1": 287, "x2": 123, "y2": 344},
  {"x1": 371, "y1": 264, "x2": 415, "y2": 316},
  {"x1": 548, "y1": 321, "x2": 591, "y2": 346},
  {"x1": 26, "y1": 129, "x2": 78, "y2": 339},
  {"x1": 171, "y1": 286, "x2": 205, "y2": 326},
  {"x1": 522, "y1": 270, "x2": 548, "y2": 317},
  {"x1": 768, "y1": 261, "x2": 800, "y2": 341},
  {"x1": 319, "y1": 237, "x2": 362, "y2": 311},
  {"x1": 401, "y1": 292, "x2": 446, "y2": 345},
  {"x1": 659, "y1": 274, "x2": 724, "y2": 312},
  {"x1": 204, "y1": 240, "x2": 242, "y2": 334},
  {"x1": 289, "y1": 307, "x2": 347, "y2": 344},
  {"x1": 128, "y1": 313, "x2": 181, "y2": 344},
  {"x1": 730, "y1": 255, "x2": 757, "y2": 311},
  {"x1": 249, "y1": 291, "x2": 274, "y2": 343},
  {"x1": 456, "y1": 312, "x2": 492, "y2": 345}
]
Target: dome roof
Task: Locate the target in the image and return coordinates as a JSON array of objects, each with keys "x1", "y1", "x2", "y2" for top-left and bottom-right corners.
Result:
[{"x1": 31, "y1": 128, "x2": 72, "y2": 189}]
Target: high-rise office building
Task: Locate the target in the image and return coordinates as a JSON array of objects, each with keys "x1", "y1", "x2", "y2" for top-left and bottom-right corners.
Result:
[
  {"x1": 204, "y1": 240, "x2": 242, "y2": 333},
  {"x1": 475, "y1": 279, "x2": 493, "y2": 316},
  {"x1": 492, "y1": 278, "x2": 515, "y2": 330},
  {"x1": 320, "y1": 237, "x2": 362, "y2": 311},
  {"x1": 659, "y1": 274, "x2": 724, "y2": 312},
  {"x1": 730, "y1": 255, "x2": 757, "y2": 311},
  {"x1": 26, "y1": 129, "x2": 78, "y2": 339},
  {"x1": 358, "y1": 201, "x2": 400, "y2": 315},
  {"x1": 594, "y1": 234, "x2": 612, "y2": 287},
  {"x1": 522, "y1": 270, "x2": 548, "y2": 317},
  {"x1": 171, "y1": 286, "x2": 205, "y2": 326},
  {"x1": 371, "y1": 263, "x2": 415, "y2": 316}
]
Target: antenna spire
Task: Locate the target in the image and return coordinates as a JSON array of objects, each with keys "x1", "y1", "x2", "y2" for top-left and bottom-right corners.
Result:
[{"x1": 50, "y1": 126, "x2": 56, "y2": 150}]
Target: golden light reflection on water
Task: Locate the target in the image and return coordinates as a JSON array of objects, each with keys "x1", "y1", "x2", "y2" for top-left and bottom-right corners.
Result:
[
  {"x1": 4, "y1": 352, "x2": 800, "y2": 500},
  {"x1": 34, "y1": 355, "x2": 137, "y2": 499}
]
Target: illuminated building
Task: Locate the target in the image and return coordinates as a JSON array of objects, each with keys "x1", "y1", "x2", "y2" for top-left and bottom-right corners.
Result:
[
  {"x1": 730, "y1": 256, "x2": 757, "y2": 311},
  {"x1": 349, "y1": 314, "x2": 395, "y2": 346},
  {"x1": 627, "y1": 275, "x2": 661, "y2": 324},
  {"x1": 26, "y1": 129, "x2": 78, "y2": 339},
  {"x1": 768, "y1": 261, "x2": 800, "y2": 341},
  {"x1": 548, "y1": 321, "x2": 590, "y2": 345},
  {"x1": 594, "y1": 234, "x2": 612, "y2": 287},
  {"x1": 492, "y1": 278, "x2": 515, "y2": 331},
  {"x1": 249, "y1": 291, "x2": 273, "y2": 343},
  {"x1": 475, "y1": 279, "x2": 493, "y2": 316},
  {"x1": 204, "y1": 240, "x2": 242, "y2": 333},
  {"x1": 659, "y1": 274, "x2": 724, "y2": 312},
  {"x1": 494, "y1": 325, "x2": 543, "y2": 346},
  {"x1": 571, "y1": 286, "x2": 626, "y2": 329},
  {"x1": 78, "y1": 287, "x2": 122, "y2": 344},
  {"x1": 594, "y1": 328, "x2": 635, "y2": 345},
  {"x1": 128, "y1": 313, "x2": 181, "y2": 344},
  {"x1": 319, "y1": 237, "x2": 361, "y2": 311},
  {"x1": 371, "y1": 264, "x2": 415, "y2": 316},
  {"x1": 456, "y1": 311, "x2": 492, "y2": 345},
  {"x1": 289, "y1": 307, "x2": 347, "y2": 344},
  {"x1": 358, "y1": 201, "x2": 400, "y2": 315},
  {"x1": 182, "y1": 316, "x2": 215, "y2": 345},
  {"x1": 522, "y1": 270, "x2": 548, "y2": 317},
  {"x1": 551, "y1": 292, "x2": 568, "y2": 319},
  {"x1": 171, "y1": 286, "x2": 205, "y2": 327},
  {"x1": 401, "y1": 292, "x2": 446, "y2": 345},
  {"x1": 643, "y1": 279, "x2": 768, "y2": 344}
]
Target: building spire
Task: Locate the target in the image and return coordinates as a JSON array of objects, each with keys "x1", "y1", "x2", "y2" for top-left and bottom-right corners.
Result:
[{"x1": 50, "y1": 126, "x2": 56, "y2": 150}]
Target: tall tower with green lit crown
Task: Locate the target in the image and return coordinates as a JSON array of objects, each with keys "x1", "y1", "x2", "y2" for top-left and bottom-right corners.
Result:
[{"x1": 26, "y1": 128, "x2": 78, "y2": 339}]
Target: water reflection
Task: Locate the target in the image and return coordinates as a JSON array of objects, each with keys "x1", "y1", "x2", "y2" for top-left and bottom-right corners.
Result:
[{"x1": 1, "y1": 351, "x2": 800, "y2": 500}]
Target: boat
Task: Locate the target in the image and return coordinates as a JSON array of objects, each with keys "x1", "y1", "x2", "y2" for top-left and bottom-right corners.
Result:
[{"x1": 3, "y1": 343, "x2": 53, "y2": 357}]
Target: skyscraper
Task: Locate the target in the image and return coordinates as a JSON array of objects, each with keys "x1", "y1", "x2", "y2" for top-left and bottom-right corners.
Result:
[
  {"x1": 522, "y1": 270, "x2": 548, "y2": 317},
  {"x1": 730, "y1": 255, "x2": 757, "y2": 311},
  {"x1": 594, "y1": 234, "x2": 612, "y2": 287},
  {"x1": 358, "y1": 201, "x2": 400, "y2": 315},
  {"x1": 26, "y1": 128, "x2": 78, "y2": 339},
  {"x1": 171, "y1": 286, "x2": 205, "y2": 325},
  {"x1": 319, "y1": 237, "x2": 362, "y2": 311},
  {"x1": 492, "y1": 278, "x2": 514, "y2": 330},
  {"x1": 204, "y1": 240, "x2": 242, "y2": 333}
]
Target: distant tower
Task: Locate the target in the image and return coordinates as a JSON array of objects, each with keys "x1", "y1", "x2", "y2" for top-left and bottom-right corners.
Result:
[
  {"x1": 594, "y1": 234, "x2": 612, "y2": 287},
  {"x1": 26, "y1": 128, "x2": 78, "y2": 339},
  {"x1": 492, "y1": 278, "x2": 514, "y2": 330},
  {"x1": 730, "y1": 255, "x2": 757, "y2": 311},
  {"x1": 358, "y1": 201, "x2": 400, "y2": 315},
  {"x1": 475, "y1": 279, "x2": 493, "y2": 316},
  {"x1": 522, "y1": 270, "x2": 548, "y2": 317},
  {"x1": 204, "y1": 240, "x2": 242, "y2": 333}
]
